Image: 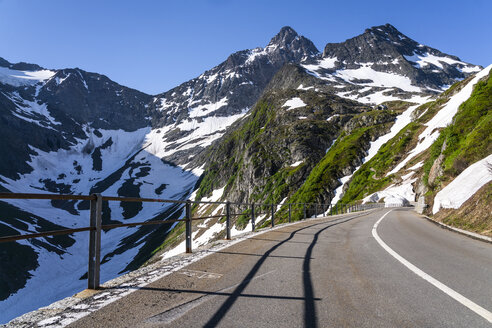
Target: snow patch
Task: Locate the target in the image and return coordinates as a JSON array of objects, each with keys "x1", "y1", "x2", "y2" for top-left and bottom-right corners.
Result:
[
  {"x1": 302, "y1": 57, "x2": 337, "y2": 72},
  {"x1": 297, "y1": 84, "x2": 314, "y2": 90},
  {"x1": 283, "y1": 97, "x2": 306, "y2": 110},
  {"x1": 201, "y1": 187, "x2": 225, "y2": 202},
  {"x1": 365, "y1": 105, "x2": 419, "y2": 162},
  {"x1": 404, "y1": 52, "x2": 480, "y2": 73},
  {"x1": 290, "y1": 160, "x2": 303, "y2": 167}
]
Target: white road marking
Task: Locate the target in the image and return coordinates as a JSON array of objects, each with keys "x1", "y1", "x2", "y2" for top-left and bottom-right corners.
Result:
[{"x1": 372, "y1": 210, "x2": 492, "y2": 324}]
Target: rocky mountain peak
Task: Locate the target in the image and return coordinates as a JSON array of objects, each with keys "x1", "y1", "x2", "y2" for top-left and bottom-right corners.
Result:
[
  {"x1": 267, "y1": 26, "x2": 319, "y2": 56},
  {"x1": 268, "y1": 26, "x2": 298, "y2": 46},
  {"x1": 364, "y1": 23, "x2": 406, "y2": 39},
  {"x1": 322, "y1": 23, "x2": 416, "y2": 60}
]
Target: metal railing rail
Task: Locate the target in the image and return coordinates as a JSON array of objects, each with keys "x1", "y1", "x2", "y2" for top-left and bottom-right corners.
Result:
[{"x1": 0, "y1": 192, "x2": 387, "y2": 289}]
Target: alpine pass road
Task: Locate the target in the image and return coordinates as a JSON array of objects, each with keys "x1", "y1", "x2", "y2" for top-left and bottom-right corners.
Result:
[{"x1": 69, "y1": 208, "x2": 492, "y2": 327}]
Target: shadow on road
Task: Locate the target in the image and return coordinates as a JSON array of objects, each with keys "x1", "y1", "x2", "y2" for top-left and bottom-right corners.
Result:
[
  {"x1": 113, "y1": 285, "x2": 321, "y2": 301},
  {"x1": 207, "y1": 250, "x2": 313, "y2": 260},
  {"x1": 202, "y1": 214, "x2": 361, "y2": 328}
]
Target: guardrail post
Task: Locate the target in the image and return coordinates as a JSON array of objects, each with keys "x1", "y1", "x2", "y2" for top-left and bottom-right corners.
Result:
[
  {"x1": 185, "y1": 200, "x2": 192, "y2": 253},
  {"x1": 271, "y1": 204, "x2": 275, "y2": 227},
  {"x1": 314, "y1": 204, "x2": 317, "y2": 218},
  {"x1": 288, "y1": 203, "x2": 292, "y2": 223},
  {"x1": 303, "y1": 204, "x2": 307, "y2": 220},
  {"x1": 88, "y1": 193, "x2": 102, "y2": 290},
  {"x1": 226, "y1": 201, "x2": 231, "y2": 240},
  {"x1": 251, "y1": 203, "x2": 255, "y2": 232}
]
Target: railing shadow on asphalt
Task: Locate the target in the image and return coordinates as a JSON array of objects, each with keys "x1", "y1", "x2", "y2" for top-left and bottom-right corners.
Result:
[
  {"x1": 247, "y1": 237, "x2": 312, "y2": 244},
  {"x1": 108, "y1": 285, "x2": 322, "y2": 302},
  {"x1": 205, "y1": 250, "x2": 313, "y2": 260},
  {"x1": 200, "y1": 213, "x2": 365, "y2": 328}
]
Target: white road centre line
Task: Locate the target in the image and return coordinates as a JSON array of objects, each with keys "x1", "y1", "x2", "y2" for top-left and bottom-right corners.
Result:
[{"x1": 372, "y1": 210, "x2": 492, "y2": 324}]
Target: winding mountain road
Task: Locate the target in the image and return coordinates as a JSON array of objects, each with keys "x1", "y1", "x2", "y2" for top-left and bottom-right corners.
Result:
[{"x1": 68, "y1": 208, "x2": 492, "y2": 327}]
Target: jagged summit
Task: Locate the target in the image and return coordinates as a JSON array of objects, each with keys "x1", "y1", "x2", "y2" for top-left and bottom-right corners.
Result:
[
  {"x1": 268, "y1": 26, "x2": 300, "y2": 47},
  {"x1": 364, "y1": 23, "x2": 406, "y2": 38},
  {"x1": 267, "y1": 26, "x2": 319, "y2": 56},
  {"x1": 323, "y1": 23, "x2": 415, "y2": 59}
]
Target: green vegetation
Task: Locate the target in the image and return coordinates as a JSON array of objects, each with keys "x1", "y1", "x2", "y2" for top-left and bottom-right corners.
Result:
[
  {"x1": 287, "y1": 124, "x2": 384, "y2": 219},
  {"x1": 341, "y1": 122, "x2": 421, "y2": 203},
  {"x1": 195, "y1": 101, "x2": 274, "y2": 200}
]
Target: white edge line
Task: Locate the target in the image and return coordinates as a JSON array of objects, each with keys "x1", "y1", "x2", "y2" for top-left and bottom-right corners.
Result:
[{"x1": 372, "y1": 210, "x2": 492, "y2": 323}]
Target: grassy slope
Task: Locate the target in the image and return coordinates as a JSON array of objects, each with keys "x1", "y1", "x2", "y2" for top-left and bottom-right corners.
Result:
[
  {"x1": 423, "y1": 73, "x2": 492, "y2": 234},
  {"x1": 285, "y1": 114, "x2": 395, "y2": 221},
  {"x1": 423, "y1": 73, "x2": 492, "y2": 189},
  {"x1": 338, "y1": 75, "x2": 479, "y2": 205},
  {"x1": 340, "y1": 122, "x2": 421, "y2": 203}
]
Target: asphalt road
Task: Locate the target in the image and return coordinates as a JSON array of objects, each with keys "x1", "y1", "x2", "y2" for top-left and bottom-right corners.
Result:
[{"x1": 68, "y1": 208, "x2": 492, "y2": 327}]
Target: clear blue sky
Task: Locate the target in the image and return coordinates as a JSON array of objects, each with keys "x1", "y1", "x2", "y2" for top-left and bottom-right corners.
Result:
[{"x1": 1, "y1": 0, "x2": 490, "y2": 94}]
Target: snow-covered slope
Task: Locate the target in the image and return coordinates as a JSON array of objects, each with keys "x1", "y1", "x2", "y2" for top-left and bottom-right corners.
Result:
[
  {"x1": 389, "y1": 64, "x2": 492, "y2": 175},
  {"x1": 353, "y1": 65, "x2": 491, "y2": 207}
]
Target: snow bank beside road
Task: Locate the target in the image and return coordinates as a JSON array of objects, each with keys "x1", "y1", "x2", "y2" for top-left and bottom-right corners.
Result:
[
  {"x1": 433, "y1": 154, "x2": 492, "y2": 214},
  {"x1": 363, "y1": 179, "x2": 416, "y2": 207}
]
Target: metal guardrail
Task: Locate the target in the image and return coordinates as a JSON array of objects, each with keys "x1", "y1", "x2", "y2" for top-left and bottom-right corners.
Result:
[{"x1": 0, "y1": 192, "x2": 385, "y2": 289}]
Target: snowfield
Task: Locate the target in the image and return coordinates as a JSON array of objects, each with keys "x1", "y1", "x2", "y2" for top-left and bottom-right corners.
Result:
[
  {"x1": 0, "y1": 66, "x2": 55, "y2": 87},
  {"x1": 335, "y1": 63, "x2": 422, "y2": 92},
  {"x1": 403, "y1": 52, "x2": 480, "y2": 73}
]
